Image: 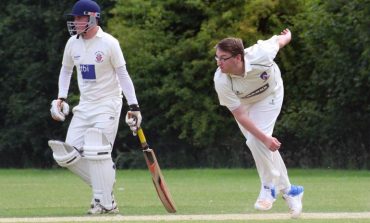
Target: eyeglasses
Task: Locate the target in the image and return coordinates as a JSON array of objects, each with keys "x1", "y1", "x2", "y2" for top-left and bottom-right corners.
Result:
[{"x1": 214, "y1": 55, "x2": 234, "y2": 62}]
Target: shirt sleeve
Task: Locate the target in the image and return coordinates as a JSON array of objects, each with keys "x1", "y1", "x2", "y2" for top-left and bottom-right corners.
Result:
[
  {"x1": 255, "y1": 35, "x2": 280, "y2": 62},
  {"x1": 214, "y1": 76, "x2": 240, "y2": 111},
  {"x1": 115, "y1": 65, "x2": 138, "y2": 105},
  {"x1": 62, "y1": 38, "x2": 74, "y2": 67},
  {"x1": 58, "y1": 65, "x2": 73, "y2": 99},
  {"x1": 110, "y1": 39, "x2": 126, "y2": 68}
]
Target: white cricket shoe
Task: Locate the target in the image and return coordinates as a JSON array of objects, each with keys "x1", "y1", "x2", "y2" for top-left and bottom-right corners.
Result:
[
  {"x1": 254, "y1": 185, "x2": 277, "y2": 211},
  {"x1": 87, "y1": 200, "x2": 119, "y2": 215},
  {"x1": 283, "y1": 185, "x2": 304, "y2": 218}
]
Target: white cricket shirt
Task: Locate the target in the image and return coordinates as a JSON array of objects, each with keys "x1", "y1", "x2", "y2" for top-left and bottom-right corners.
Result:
[
  {"x1": 214, "y1": 35, "x2": 283, "y2": 111},
  {"x1": 62, "y1": 27, "x2": 125, "y2": 102}
]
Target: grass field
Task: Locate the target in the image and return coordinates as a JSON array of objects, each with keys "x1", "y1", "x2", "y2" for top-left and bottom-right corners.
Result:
[{"x1": 0, "y1": 168, "x2": 369, "y2": 222}]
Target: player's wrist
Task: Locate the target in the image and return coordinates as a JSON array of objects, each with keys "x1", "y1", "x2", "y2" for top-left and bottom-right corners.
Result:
[{"x1": 129, "y1": 104, "x2": 140, "y2": 111}]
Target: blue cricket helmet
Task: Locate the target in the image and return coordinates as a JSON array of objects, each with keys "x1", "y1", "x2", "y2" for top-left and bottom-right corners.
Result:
[
  {"x1": 68, "y1": 0, "x2": 101, "y2": 18},
  {"x1": 66, "y1": 0, "x2": 101, "y2": 37}
]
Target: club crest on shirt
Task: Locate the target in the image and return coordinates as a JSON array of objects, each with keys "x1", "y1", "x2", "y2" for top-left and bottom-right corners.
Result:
[
  {"x1": 260, "y1": 72, "x2": 270, "y2": 81},
  {"x1": 95, "y1": 51, "x2": 104, "y2": 63}
]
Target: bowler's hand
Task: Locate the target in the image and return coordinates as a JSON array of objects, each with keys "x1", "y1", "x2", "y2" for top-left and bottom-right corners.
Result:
[
  {"x1": 264, "y1": 136, "x2": 281, "y2": 152},
  {"x1": 280, "y1": 28, "x2": 291, "y2": 37},
  {"x1": 278, "y1": 28, "x2": 292, "y2": 48}
]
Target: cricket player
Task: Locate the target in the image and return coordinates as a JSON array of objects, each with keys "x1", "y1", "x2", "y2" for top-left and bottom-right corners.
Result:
[
  {"x1": 49, "y1": 0, "x2": 141, "y2": 214},
  {"x1": 213, "y1": 29, "x2": 304, "y2": 218}
]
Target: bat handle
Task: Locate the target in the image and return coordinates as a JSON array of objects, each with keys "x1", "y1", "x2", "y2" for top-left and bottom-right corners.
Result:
[{"x1": 137, "y1": 128, "x2": 145, "y2": 142}]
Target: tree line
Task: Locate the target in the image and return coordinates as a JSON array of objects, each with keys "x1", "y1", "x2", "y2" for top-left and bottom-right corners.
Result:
[{"x1": 0, "y1": 0, "x2": 369, "y2": 169}]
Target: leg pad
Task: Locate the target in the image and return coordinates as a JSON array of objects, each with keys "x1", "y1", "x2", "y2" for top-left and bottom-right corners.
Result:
[
  {"x1": 83, "y1": 128, "x2": 116, "y2": 210},
  {"x1": 48, "y1": 140, "x2": 91, "y2": 185}
]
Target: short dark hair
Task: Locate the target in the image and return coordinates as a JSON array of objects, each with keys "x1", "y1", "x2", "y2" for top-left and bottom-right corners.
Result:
[{"x1": 215, "y1": 38, "x2": 245, "y2": 61}]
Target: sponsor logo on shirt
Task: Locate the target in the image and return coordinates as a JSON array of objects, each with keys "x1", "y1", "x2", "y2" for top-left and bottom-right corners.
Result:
[
  {"x1": 241, "y1": 83, "x2": 269, "y2": 99},
  {"x1": 73, "y1": 55, "x2": 81, "y2": 60},
  {"x1": 80, "y1": 64, "x2": 96, "y2": 81},
  {"x1": 95, "y1": 51, "x2": 104, "y2": 63}
]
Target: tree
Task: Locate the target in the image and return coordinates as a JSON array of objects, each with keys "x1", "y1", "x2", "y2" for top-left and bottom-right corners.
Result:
[
  {"x1": 277, "y1": 0, "x2": 370, "y2": 168},
  {"x1": 109, "y1": 0, "x2": 302, "y2": 168}
]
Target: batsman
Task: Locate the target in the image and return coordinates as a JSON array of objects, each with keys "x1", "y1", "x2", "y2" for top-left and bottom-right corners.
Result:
[
  {"x1": 214, "y1": 29, "x2": 304, "y2": 218},
  {"x1": 49, "y1": 0, "x2": 142, "y2": 214}
]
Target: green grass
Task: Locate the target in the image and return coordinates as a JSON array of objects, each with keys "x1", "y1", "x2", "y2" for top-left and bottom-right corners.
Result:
[{"x1": 0, "y1": 168, "x2": 369, "y2": 223}]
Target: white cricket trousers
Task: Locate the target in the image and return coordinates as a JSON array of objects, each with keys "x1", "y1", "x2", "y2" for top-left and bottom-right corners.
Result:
[
  {"x1": 66, "y1": 98, "x2": 123, "y2": 148},
  {"x1": 237, "y1": 84, "x2": 291, "y2": 192}
]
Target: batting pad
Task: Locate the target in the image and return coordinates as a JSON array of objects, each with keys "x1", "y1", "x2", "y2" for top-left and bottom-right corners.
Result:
[
  {"x1": 83, "y1": 128, "x2": 116, "y2": 210},
  {"x1": 48, "y1": 140, "x2": 91, "y2": 185}
]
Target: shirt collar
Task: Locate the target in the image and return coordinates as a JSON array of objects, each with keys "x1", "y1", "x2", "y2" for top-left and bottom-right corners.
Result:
[
  {"x1": 228, "y1": 54, "x2": 251, "y2": 78},
  {"x1": 95, "y1": 26, "x2": 104, "y2": 38},
  {"x1": 244, "y1": 54, "x2": 252, "y2": 73}
]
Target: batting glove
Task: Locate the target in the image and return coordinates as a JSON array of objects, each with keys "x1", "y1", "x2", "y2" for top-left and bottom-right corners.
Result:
[
  {"x1": 50, "y1": 98, "x2": 69, "y2": 122},
  {"x1": 125, "y1": 104, "x2": 142, "y2": 134}
]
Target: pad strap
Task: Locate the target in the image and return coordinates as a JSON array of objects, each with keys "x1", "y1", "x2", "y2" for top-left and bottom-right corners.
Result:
[
  {"x1": 83, "y1": 145, "x2": 112, "y2": 160},
  {"x1": 49, "y1": 140, "x2": 82, "y2": 167}
]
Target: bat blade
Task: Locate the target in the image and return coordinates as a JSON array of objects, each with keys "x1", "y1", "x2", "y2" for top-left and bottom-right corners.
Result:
[
  {"x1": 136, "y1": 128, "x2": 176, "y2": 213},
  {"x1": 143, "y1": 150, "x2": 177, "y2": 213}
]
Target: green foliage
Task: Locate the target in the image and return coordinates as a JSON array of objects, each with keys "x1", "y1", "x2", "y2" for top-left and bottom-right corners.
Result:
[
  {"x1": 0, "y1": 0, "x2": 368, "y2": 169},
  {"x1": 110, "y1": 0, "x2": 303, "y2": 168},
  {"x1": 277, "y1": 0, "x2": 370, "y2": 169},
  {"x1": 0, "y1": 1, "x2": 73, "y2": 167}
]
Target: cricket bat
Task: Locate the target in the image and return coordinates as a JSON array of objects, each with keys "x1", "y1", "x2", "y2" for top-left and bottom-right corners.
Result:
[{"x1": 136, "y1": 127, "x2": 177, "y2": 213}]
